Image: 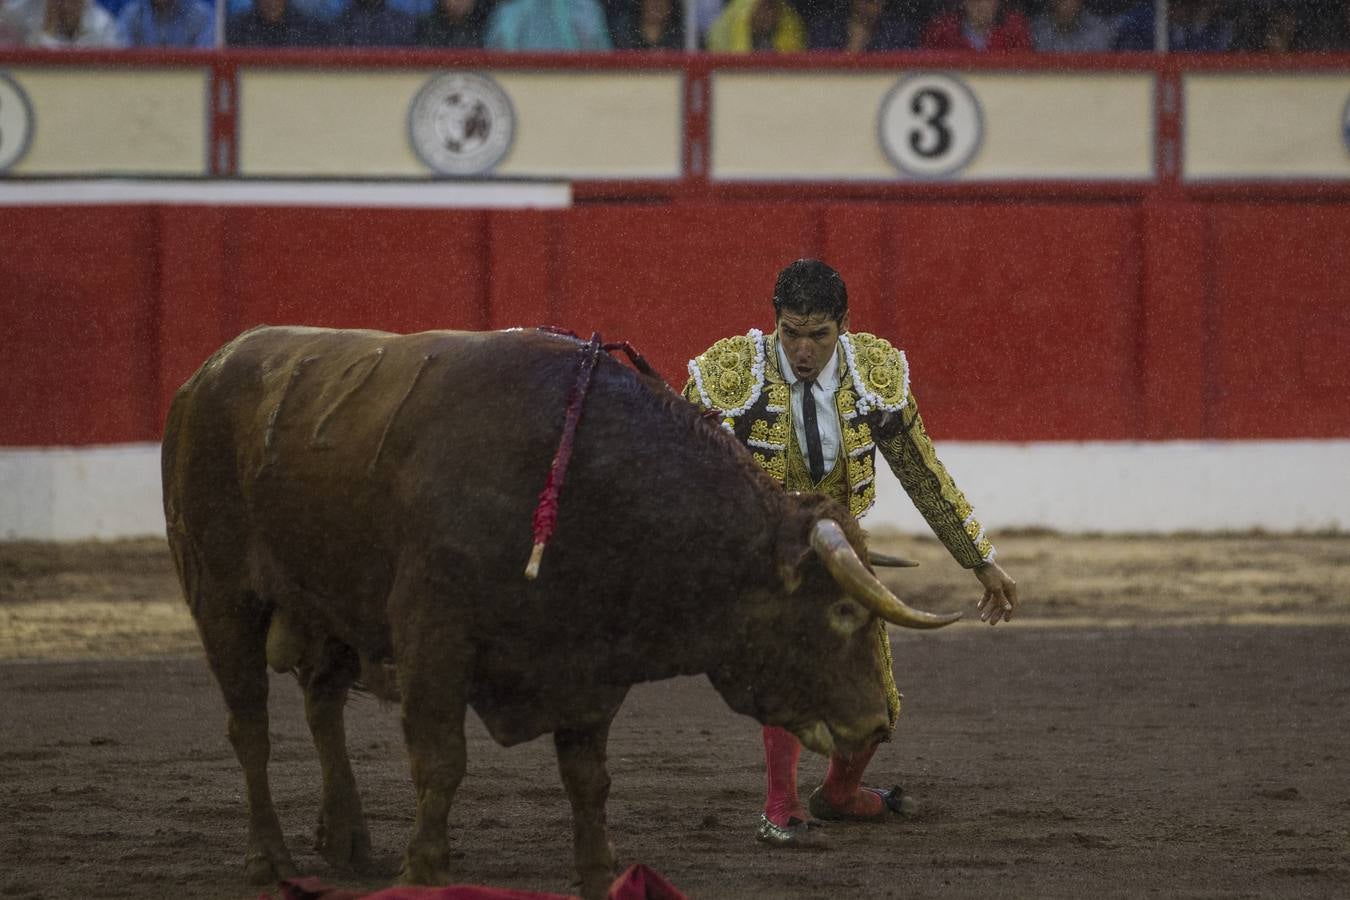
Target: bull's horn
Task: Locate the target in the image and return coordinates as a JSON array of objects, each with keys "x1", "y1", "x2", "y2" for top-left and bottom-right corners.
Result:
[
  {"x1": 867, "y1": 550, "x2": 920, "y2": 568},
  {"x1": 811, "y1": 520, "x2": 962, "y2": 630}
]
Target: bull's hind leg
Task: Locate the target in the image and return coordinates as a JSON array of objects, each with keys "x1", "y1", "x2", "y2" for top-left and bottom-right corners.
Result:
[
  {"x1": 388, "y1": 557, "x2": 473, "y2": 885},
  {"x1": 300, "y1": 640, "x2": 373, "y2": 871},
  {"x1": 194, "y1": 588, "x2": 297, "y2": 884},
  {"x1": 555, "y1": 718, "x2": 619, "y2": 900}
]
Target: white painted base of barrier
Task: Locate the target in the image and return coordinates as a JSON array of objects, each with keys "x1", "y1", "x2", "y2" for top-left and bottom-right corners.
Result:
[
  {"x1": 1, "y1": 444, "x2": 166, "y2": 541},
  {"x1": 2, "y1": 440, "x2": 1347, "y2": 541}
]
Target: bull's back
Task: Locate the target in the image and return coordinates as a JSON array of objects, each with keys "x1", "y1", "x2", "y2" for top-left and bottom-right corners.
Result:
[{"x1": 162, "y1": 325, "x2": 585, "y2": 607}]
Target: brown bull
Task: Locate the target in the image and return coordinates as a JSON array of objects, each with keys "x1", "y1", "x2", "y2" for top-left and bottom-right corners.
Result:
[{"x1": 161, "y1": 325, "x2": 959, "y2": 899}]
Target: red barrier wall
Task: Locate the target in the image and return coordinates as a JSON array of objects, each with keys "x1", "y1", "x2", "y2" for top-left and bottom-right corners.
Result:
[{"x1": 2, "y1": 197, "x2": 1347, "y2": 446}]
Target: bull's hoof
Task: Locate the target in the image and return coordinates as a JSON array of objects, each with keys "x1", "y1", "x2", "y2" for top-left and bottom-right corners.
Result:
[
  {"x1": 576, "y1": 872, "x2": 613, "y2": 900},
  {"x1": 315, "y1": 818, "x2": 374, "y2": 871},
  {"x1": 398, "y1": 848, "x2": 450, "y2": 886},
  {"x1": 244, "y1": 848, "x2": 298, "y2": 886}
]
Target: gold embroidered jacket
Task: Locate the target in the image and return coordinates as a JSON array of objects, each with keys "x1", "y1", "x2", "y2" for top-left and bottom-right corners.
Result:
[{"x1": 683, "y1": 329, "x2": 995, "y2": 569}]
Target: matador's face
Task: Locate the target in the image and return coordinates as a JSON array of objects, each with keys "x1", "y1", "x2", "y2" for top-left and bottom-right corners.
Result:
[{"x1": 776, "y1": 310, "x2": 849, "y2": 383}]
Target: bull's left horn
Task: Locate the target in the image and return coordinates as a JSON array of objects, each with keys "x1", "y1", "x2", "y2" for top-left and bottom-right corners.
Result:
[
  {"x1": 811, "y1": 519, "x2": 962, "y2": 630},
  {"x1": 867, "y1": 550, "x2": 920, "y2": 568}
]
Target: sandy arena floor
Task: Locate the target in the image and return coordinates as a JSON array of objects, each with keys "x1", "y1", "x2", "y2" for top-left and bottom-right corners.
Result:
[{"x1": 1, "y1": 533, "x2": 1348, "y2": 899}]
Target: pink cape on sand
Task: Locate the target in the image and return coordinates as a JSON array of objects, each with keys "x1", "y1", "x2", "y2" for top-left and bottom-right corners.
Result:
[{"x1": 265, "y1": 863, "x2": 687, "y2": 900}]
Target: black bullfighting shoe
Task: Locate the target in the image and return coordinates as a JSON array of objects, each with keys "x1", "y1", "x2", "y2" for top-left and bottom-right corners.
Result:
[
  {"x1": 755, "y1": 814, "x2": 828, "y2": 849},
  {"x1": 807, "y1": 784, "x2": 917, "y2": 822}
]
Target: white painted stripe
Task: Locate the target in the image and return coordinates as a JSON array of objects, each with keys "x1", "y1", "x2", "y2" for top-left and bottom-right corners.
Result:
[
  {"x1": 0, "y1": 180, "x2": 573, "y2": 209},
  {"x1": 867, "y1": 440, "x2": 1350, "y2": 535},
  {"x1": 0, "y1": 444, "x2": 165, "y2": 542},
  {"x1": 2, "y1": 440, "x2": 1349, "y2": 541}
]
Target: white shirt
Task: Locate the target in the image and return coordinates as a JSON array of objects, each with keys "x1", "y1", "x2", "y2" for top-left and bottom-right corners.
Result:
[
  {"x1": 776, "y1": 338, "x2": 843, "y2": 477},
  {"x1": 8, "y1": 0, "x2": 123, "y2": 46}
]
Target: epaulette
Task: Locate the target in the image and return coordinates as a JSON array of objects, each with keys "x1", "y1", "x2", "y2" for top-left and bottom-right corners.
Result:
[
  {"x1": 685, "y1": 329, "x2": 767, "y2": 417},
  {"x1": 840, "y1": 332, "x2": 909, "y2": 415}
]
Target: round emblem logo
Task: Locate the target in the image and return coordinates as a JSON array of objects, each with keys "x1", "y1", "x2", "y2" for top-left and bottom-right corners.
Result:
[
  {"x1": 878, "y1": 73, "x2": 983, "y2": 179},
  {"x1": 0, "y1": 72, "x2": 36, "y2": 174},
  {"x1": 408, "y1": 73, "x2": 515, "y2": 176},
  {"x1": 1343, "y1": 93, "x2": 1350, "y2": 156}
]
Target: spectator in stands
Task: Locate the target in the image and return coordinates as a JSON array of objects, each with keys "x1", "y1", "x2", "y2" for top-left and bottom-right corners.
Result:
[
  {"x1": 706, "y1": 0, "x2": 805, "y2": 51},
  {"x1": 484, "y1": 0, "x2": 612, "y2": 49},
  {"x1": 920, "y1": 0, "x2": 1032, "y2": 50},
  {"x1": 1166, "y1": 0, "x2": 1232, "y2": 51},
  {"x1": 1313, "y1": 0, "x2": 1350, "y2": 50},
  {"x1": 415, "y1": 0, "x2": 485, "y2": 45},
  {"x1": 610, "y1": 0, "x2": 683, "y2": 48},
  {"x1": 807, "y1": 0, "x2": 917, "y2": 51},
  {"x1": 116, "y1": 0, "x2": 215, "y2": 46},
  {"x1": 226, "y1": 0, "x2": 329, "y2": 44},
  {"x1": 1111, "y1": 0, "x2": 1155, "y2": 50},
  {"x1": 1031, "y1": 0, "x2": 1116, "y2": 51},
  {"x1": 333, "y1": 0, "x2": 416, "y2": 44},
  {"x1": 6, "y1": 0, "x2": 123, "y2": 45},
  {"x1": 689, "y1": 0, "x2": 721, "y2": 46},
  {"x1": 1232, "y1": 1, "x2": 1308, "y2": 53},
  {"x1": 0, "y1": 0, "x2": 28, "y2": 44}
]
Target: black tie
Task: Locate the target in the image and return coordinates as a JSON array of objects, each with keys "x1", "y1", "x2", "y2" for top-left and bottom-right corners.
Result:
[{"x1": 801, "y1": 379, "x2": 825, "y2": 484}]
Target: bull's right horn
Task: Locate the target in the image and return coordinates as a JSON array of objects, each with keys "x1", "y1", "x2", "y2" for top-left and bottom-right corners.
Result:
[
  {"x1": 811, "y1": 519, "x2": 962, "y2": 630},
  {"x1": 867, "y1": 550, "x2": 920, "y2": 568}
]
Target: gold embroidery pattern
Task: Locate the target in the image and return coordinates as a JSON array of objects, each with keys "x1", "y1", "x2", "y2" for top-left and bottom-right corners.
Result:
[
  {"x1": 749, "y1": 416, "x2": 788, "y2": 449},
  {"x1": 753, "y1": 451, "x2": 786, "y2": 482},
  {"x1": 689, "y1": 334, "x2": 760, "y2": 413},
  {"x1": 841, "y1": 420, "x2": 874, "y2": 458},
  {"x1": 876, "y1": 394, "x2": 993, "y2": 569},
  {"x1": 844, "y1": 333, "x2": 907, "y2": 411}
]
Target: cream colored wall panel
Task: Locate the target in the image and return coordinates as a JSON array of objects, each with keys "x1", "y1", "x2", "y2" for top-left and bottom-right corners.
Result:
[
  {"x1": 239, "y1": 71, "x2": 427, "y2": 176},
  {"x1": 962, "y1": 74, "x2": 1154, "y2": 180},
  {"x1": 492, "y1": 73, "x2": 681, "y2": 178},
  {"x1": 238, "y1": 69, "x2": 682, "y2": 179},
  {"x1": 712, "y1": 73, "x2": 892, "y2": 179},
  {"x1": 1185, "y1": 74, "x2": 1350, "y2": 180},
  {"x1": 712, "y1": 71, "x2": 1154, "y2": 181},
  {"x1": 8, "y1": 68, "x2": 207, "y2": 176}
]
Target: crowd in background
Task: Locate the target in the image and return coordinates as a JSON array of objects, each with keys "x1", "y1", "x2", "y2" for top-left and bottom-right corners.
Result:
[{"x1": 1, "y1": 0, "x2": 1349, "y2": 54}]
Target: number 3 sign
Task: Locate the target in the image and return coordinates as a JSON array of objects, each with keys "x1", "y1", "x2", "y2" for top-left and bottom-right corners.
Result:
[{"x1": 878, "y1": 73, "x2": 983, "y2": 179}]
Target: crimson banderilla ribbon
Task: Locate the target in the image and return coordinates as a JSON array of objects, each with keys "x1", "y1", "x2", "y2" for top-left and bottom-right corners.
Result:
[{"x1": 525, "y1": 331, "x2": 604, "y2": 580}]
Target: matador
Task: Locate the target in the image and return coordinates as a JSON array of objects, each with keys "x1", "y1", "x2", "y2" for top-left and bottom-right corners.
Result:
[{"x1": 683, "y1": 258, "x2": 1020, "y2": 848}]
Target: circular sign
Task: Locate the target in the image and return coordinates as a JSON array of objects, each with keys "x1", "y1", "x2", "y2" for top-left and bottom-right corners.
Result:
[
  {"x1": 0, "y1": 72, "x2": 35, "y2": 174},
  {"x1": 1343, "y1": 93, "x2": 1350, "y2": 156},
  {"x1": 878, "y1": 73, "x2": 983, "y2": 179},
  {"x1": 408, "y1": 72, "x2": 515, "y2": 177}
]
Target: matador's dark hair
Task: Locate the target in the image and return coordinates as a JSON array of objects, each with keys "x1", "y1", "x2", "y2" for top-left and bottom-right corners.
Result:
[{"x1": 772, "y1": 258, "x2": 849, "y2": 324}]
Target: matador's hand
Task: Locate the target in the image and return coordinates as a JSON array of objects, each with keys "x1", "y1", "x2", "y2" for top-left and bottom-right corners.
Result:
[{"x1": 973, "y1": 560, "x2": 1018, "y2": 625}]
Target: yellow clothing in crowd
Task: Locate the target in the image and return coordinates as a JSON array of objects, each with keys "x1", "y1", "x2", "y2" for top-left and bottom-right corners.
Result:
[{"x1": 705, "y1": 0, "x2": 805, "y2": 52}]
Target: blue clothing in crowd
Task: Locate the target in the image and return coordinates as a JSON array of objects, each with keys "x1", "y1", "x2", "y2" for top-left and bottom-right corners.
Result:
[
  {"x1": 485, "y1": 0, "x2": 611, "y2": 50},
  {"x1": 117, "y1": 0, "x2": 215, "y2": 46}
]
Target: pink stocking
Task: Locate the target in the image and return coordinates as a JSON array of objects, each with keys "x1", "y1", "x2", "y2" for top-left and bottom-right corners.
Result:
[
  {"x1": 761, "y1": 725, "x2": 807, "y2": 826},
  {"x1": 821, "y1": 740, "x2": 884, "y2": 817}
]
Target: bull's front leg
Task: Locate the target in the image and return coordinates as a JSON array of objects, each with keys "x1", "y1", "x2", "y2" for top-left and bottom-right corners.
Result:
[{"x1": 554, "y1": 722, "x2": 617, "y2": 900}]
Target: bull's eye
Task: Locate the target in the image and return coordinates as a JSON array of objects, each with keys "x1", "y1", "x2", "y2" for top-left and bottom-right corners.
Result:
[{"x1": 827, "y1": 599, "x2": 867, "y2": 636}]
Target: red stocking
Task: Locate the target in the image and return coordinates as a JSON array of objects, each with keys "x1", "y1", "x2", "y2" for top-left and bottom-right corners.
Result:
[
  {"x1": 821, "y1": 740, "x2": 883, "y2": 817},
  {"x1": 761, "y1": 725, "x2": 807, "y2": 826}
]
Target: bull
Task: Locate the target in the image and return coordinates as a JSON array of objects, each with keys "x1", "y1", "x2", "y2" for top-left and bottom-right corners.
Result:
[{"x1": 161, "y1": 325, "x2": 960, "y2": 898}]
